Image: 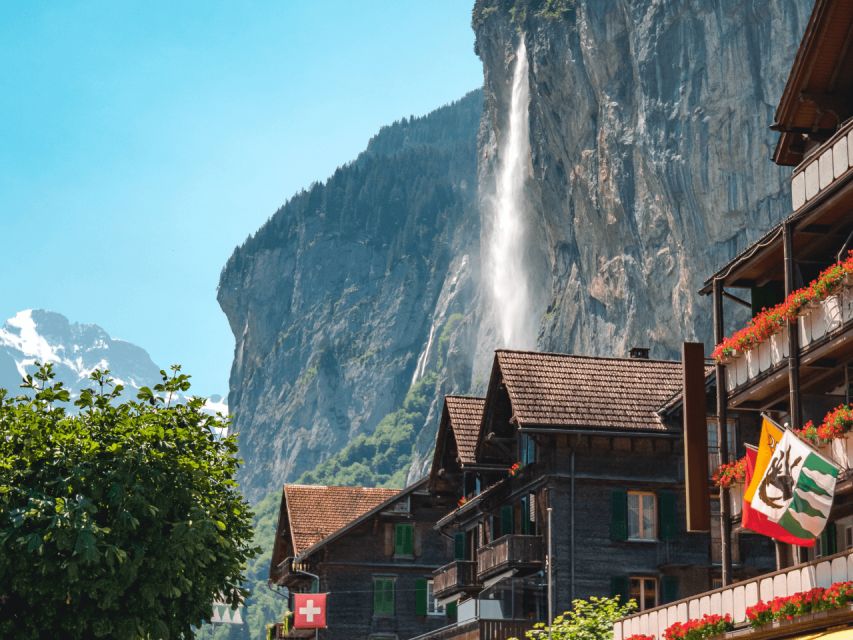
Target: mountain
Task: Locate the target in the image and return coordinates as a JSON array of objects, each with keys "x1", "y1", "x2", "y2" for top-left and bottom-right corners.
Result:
[
  {"x1": 0, "y1": 309, "x2": 226, "y2": 412},
  {"x1": 219, "y1": 0, "x2": 813, "y2": 500},
  {"x1": 218, "y1": 92, "x2": 483, "y2": 499}
]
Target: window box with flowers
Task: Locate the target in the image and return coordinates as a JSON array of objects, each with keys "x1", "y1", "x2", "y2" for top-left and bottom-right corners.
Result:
[
  {"x1": 745, "y1": 581, "x2": 853, "y2": 629},
  {"x1": 663, "y1": 614, "x2": 733, "y2": 640},
  {"x1": 795, "y1": 405, "x2": 853, "y2": 470},
  {"x1": 712, "y1": 456, "x2": 748, "y2": 519},
  {"x1": 713, "y1": 251, "x2": 853, "y2": 391}
]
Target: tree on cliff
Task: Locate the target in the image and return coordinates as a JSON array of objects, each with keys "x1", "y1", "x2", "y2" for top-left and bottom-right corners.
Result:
[{"x1": 0, "y1": 364, "x2": 258, "y2": 639}]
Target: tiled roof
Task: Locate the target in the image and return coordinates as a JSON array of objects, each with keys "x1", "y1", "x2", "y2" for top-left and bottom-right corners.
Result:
[
  {"x1": 445, "y1": 396, "x2": 485, "y2": 465},
  {"x1": 495, "y1": 350, "x2": 684, "y2": 432},
  {"x1": 284, "y1": 484, "x2": 399, "y2": 555}
]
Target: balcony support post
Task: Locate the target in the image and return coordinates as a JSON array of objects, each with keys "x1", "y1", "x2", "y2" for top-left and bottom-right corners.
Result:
[
  {"x1": 783, "y1": 221, "x2": 802, "y2": 430},
  {"x1": 713, "y1": 278, "x2": 733, "y2": 586}
]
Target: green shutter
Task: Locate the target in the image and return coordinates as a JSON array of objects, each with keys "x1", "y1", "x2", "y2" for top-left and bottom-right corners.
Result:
[
  {"x1": 446, "y1": 601, "x2": 457, "y2": 621},
  {"x1": 821, "y1": 524, "x2": 837, "y2": 556},
  {"x1": 415, "y1": 578, "x2": 427, "y2": 616},
  {"x1": 520, "y1": 496, "x2": 532, "y2": 534},
  {"x1": 611, "y1": 575, "x2": 629, "y2": 601},
  {"x1": 395, "y1": 524, "x2": 413, "y2": 556},
  {"x1": 374, "y1": 578, "x2": 394, "y2": 616},
  {"x1": 454, "y1": 532, "x2": 466, "y2": 560},
  {"x1": 661, "y1": 575, "x2": 678, "y2": 604},
  {"x1": 658, "y1": 490, "x2": 677, "y2": 541},
  {"x1": 610, "y1": 489, "x2": 628, "y2": 541},
  {"x1": 500, "y1": 505, "x2": 514, "y2": 537}
]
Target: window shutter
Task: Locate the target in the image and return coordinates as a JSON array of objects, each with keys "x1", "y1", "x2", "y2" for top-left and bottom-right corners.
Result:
[
  {"x1": 658, "y1": 490, "x2": 677, "y2": 540},
  {"x1": 661, "y1": 575, "x2": 678, "y2": 604},
  {"x1": 821, "y1": 525, "x2": 837, "y2": 556},
  {"x1": 374, "y1": 580, "x2": 383, "y2": 615},
  {"x1": 386, "y1": 579, "x2": 395, "y2": 615},
  {"x1": 395, "y1": 524, "x2": 404, "y2": 555},
  {"x1": 610, "y1": 575, "x2": 629, "y2": 601},
  {"x1": 415, "y1": 578, "x2": 427, "y2": 616},
  {"x1": 454, "y1": 532, "x2": 466, "y2": 560},
  {"x1": 404, "y1": 524, "x2": 414, "y2": 555},
  {"x1": 500, "y1": 505, "x2": 514, "y2": 537},
  {"x1": 610, "y1": 489, "x2": 628, "y2": 541},
  {"x1": 446, "y1": 600, "x2": 457, "y2": 621}
]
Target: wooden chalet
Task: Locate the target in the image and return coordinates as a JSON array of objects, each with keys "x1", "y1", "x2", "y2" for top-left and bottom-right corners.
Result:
[
  {"x1": 616, "y1": 2, "x2": 853, "y2": 639},
  {"x1": 268, "y1": 480, "x2": 454, "y2": 640},
  {"x1": 411, "y1": 350, "x2": 773, "y2": 640}
]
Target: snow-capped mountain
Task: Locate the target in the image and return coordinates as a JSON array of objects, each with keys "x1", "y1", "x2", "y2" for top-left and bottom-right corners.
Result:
[{"x1": 0, "y1": 309, "x2": 227, "y2": 414}]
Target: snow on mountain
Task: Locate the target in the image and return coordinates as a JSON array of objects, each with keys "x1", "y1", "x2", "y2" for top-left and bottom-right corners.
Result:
[{"x1": 0, "y1": 309, "x2": 227, "y2": 414}]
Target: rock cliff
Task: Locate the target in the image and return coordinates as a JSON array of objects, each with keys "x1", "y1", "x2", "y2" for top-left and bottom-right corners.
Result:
[
  {"x1": 472, "y1": 0, "x2": 811, "y2": 366},
  {"x1": 218, "y1": 93, "x2": 482, "y2": 498}
]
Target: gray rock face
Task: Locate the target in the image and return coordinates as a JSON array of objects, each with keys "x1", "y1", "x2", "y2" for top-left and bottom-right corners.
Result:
[
  {"x1": 472, "y1": 0, "x2": 810, "y2": 364},
  {"x1": 218, "y1": 93, "x2": 483, "y2": 498}
]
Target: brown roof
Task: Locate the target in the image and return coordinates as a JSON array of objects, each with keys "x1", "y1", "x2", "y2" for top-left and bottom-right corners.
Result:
[
  {"x1": 494, "y1": 350, "x2": 684, "y2": 432},
  {"x1": 284, "y1": 484, "x2": 398, "y2": 555},
  {"x1": 445, "y1": 396, "x2": 485, "y2": 464}
]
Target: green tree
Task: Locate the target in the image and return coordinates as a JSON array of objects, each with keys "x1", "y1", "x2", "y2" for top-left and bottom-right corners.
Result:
[
  {"x1": 511, "y1": 596, "x2": 637, "y2": 640},
  {"x1": 0, "y1": 364, "x2": 259, "y2": 639}
]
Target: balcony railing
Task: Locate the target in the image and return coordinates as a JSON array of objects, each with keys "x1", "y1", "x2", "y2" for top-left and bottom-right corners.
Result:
[
  {"x1": 724, "y1": 284, "x2": 853, "y2": 394},
  {"x1": 477, "y1": 534, "x2": 543, "y2": 581},
  {"x1": 613, "y1": 548, "x2": 853, "y2": 640},
  {"x1": 408, "y1": 618, "x2": 532, "y2": 640},
  {"x1": 433, "y1": 560, "x2": 480, "y2": 600},
  {"x1": 790, "y1": 117, "x2": 853, "y2": 212}
]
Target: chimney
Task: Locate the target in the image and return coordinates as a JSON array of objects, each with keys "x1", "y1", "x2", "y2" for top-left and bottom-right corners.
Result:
[{"x1": 629, "y1": 347, "x2": 650, "y2": 359}]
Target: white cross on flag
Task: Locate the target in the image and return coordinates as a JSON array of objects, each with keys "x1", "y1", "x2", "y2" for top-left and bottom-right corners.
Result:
[{"x1": 294, "y1": 593, "x2": 327, "y2": 629}]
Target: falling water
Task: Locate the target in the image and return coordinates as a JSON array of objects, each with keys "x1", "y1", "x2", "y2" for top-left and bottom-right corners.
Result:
[{"x1": 486, "y1": 38, "x2": 535, "y2": 349}]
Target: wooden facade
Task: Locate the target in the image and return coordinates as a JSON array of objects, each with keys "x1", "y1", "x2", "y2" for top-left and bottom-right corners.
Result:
[
  {"x1": 618, "y1": 2, "x2": 853, "y2": 637},
  {"x1": 416, "y1": 351, "x2": 774, "y2": 640},
  {"x1": 268, "y1": 480, "x2": 456, "y2": 640}
]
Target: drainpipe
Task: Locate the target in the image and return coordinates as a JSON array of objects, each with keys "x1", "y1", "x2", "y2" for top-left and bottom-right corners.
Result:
[
  {"x1": 547, "y1": 503, "x2": 553, "y2": 640},
  {"x1": 713, "y1": 279, "x2": 732, "y2": 585},
  {"x1": 783, "y1": 220, "x2": 802, "y2": 568},
  {"x1": 571, "y1": 446, "x2": 576, "y2": 602}
]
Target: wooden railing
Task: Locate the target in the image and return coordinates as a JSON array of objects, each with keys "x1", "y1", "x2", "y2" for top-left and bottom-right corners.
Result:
[
  {"x1": 477, "y1": 534, "x2": 543, "y2": 581},
  {"x1": 433, "y1": 560, "x2": 480, "y2": 599},
  {"x1": 724, "y1": 285, "x2": 853, "y2": 394},
  {"x1": 613, "y1": 548, "x2": 853, "y2": 640},
  {"x1": 408, "y1": 618, "x2": 532, "y2": 640},
  {"x1": 790, "y1": 117, "x2": 853, "y2": 211}
]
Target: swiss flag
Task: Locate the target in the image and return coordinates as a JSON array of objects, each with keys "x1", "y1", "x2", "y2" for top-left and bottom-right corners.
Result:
[{"x1": 293, "y1": 593, "x2": 328, "y2": 629}]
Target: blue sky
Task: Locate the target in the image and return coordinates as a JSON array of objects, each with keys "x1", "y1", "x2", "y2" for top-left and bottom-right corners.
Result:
[{"x1": 0, "y1": 1, "x2": 482, "y2": 397}]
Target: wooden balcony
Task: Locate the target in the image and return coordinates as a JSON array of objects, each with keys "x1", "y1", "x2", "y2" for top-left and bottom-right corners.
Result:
[
  {"x1": 790, "y1": 117, "x2": 853, "y2": 212},
  {"x1": 433, "y1": 560, "x2": 481, "y2": 600},
  {"x1": 408, "y1": 618, "x2": 532, "y2": 640},
  {"x1": 613, "y1": 548, "x2": 853, "y2": 640},
  {"x1": 476, "y1": 534, "x2": 543, "y2": 581},
  {"x1": 725, "y1": 285, "x2": 853, "y2": 408}
]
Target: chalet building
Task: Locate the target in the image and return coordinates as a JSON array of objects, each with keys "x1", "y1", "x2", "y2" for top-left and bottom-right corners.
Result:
[
  {"x1": 413, "y1": 350, "x2": 773, "y2": 640},
  {"x1": 614, "y1": 2, "x2": 853, "y2": 639},
  {"x1": 268, "y1": 480, "x2": 455, "y2": 640}
]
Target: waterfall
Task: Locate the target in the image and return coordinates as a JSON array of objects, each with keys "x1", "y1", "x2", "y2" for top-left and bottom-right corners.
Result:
[{"x1": 486, "y1": 38, "x2": 536, "y2": 349}]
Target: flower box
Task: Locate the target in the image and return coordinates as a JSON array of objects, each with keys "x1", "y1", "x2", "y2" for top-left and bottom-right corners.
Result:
[
  {"x1": 770, "y1": 325, "x2": 789, "y2": 364},
  {"x1": 799, "y1": 311, "x2": 813, "y2": 346},
  {"x1": 728, "y1": 482, "x2": 743, "y2": 519},
  {"x1": 824, "y1": 294, "x2": 843, "y2": 333},
  {"x1": 746, "y1": 348, "x2": 760, "y2": 379},
  {"x1": 758, "y1": 340, "x2": 772, "y2": 372},
  {"x1": 735, "y1": 354, "x2": 748, "y2": 386},
  {"x1": 809, "y1": 301, "x2": 828, "y2": 341},
  {"x1": 830, "y1": 431, "x2": 853, "y2": 470},
  {"x1": 843, "y1": 286, "x2": 853, "y2": 323}
]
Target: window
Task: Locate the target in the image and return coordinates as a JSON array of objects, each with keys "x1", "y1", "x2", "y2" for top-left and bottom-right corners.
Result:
[
  {"x1": 630, "y1": 577, "x2": 658, "y2": 611},
  {"x1": 707, "y1": 419, "x2": 738, "y2": 473},
  {"x1": 427, "y1": 580, "x2": 445, "y2": 615},
  {"x1": 845, "y1": 525, "x2": 853, "y2": 550},
  {"x1": 520, "y1": 433, "x2": 536, "y2": 466},
  {"x1": 628, "y1": 491, "x2": 657, "y2": 540},
  {"x1": 394, "y1": 523, "x2": 414, "y2": 557},
  {"x1": 373, "y1": 577, "x2": 395, "y2": 617}
]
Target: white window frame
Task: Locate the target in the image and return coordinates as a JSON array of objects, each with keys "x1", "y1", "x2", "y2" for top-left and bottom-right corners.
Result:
[
  {"x1": 627, "y1": 491, "x2": 657, "y2": 541},
  {"x1": 426, "y1": 580, "x2": 445, "y2": 616},
  {"x1": 629, "y1": 576, "x2": 659, "y2": 611}
]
